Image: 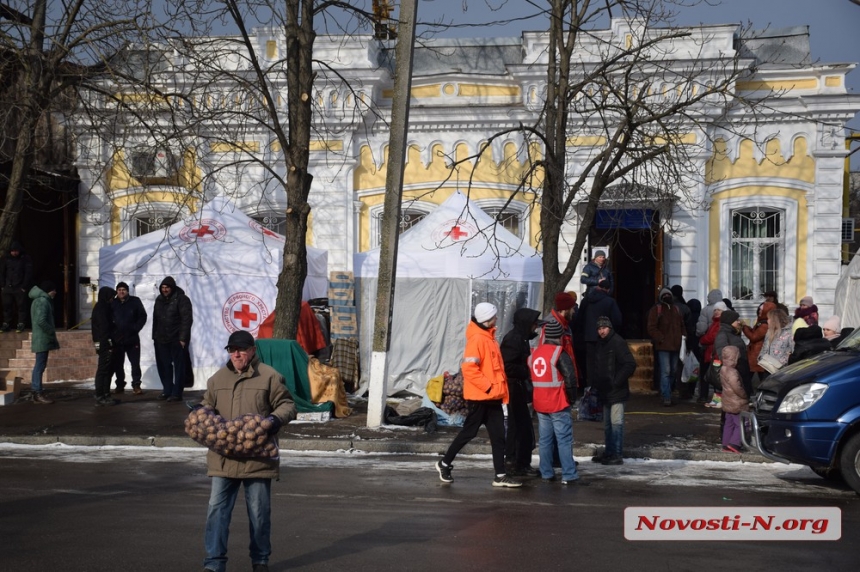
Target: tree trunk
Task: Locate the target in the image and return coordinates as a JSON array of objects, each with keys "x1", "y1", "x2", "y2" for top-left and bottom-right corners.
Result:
[{"x1": 271, "y1": 0, "x2": 315, "y2": 339}]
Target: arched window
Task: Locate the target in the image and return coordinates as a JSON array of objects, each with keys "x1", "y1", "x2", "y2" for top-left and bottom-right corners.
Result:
[
  {"x1": 371, "y1": 206, "x2": 429, "y2": 248},
  {"x1": 133, "y1": 211, "x2": 178, "y2": 237},
  {"x1": 252, "y1": 213, "x2": 287, "y2": 235},
  {"x1": 482, "y1": 205, "x2": 522, "y2": 237}
]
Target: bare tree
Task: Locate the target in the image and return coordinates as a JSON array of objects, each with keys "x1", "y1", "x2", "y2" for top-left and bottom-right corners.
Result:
[
  {"x1": 0, "y1": 0, "x2": 153, "y2": 253},
  {"x1": 82, "y1": 0, "x2": 389, "y2": 338},
  {"x1": 440, "y1": 0, "x2": 796, "y2": 311}
]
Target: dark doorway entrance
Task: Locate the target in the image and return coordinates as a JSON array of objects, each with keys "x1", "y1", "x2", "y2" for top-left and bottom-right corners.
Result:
[{"x1": 590, "y1": 209, "x2": 661, "y2": 339}]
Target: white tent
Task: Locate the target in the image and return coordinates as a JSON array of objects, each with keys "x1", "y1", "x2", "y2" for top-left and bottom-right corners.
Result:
[
  {"x1": 354, "y1": 191, "x2": 544, "y2": 395},
  {"x1": 835, "y1": 252, "x2": 860, "y2": 329},
  {"x1": 98, "y1": 197, "x2": 328, "y2": 388}
]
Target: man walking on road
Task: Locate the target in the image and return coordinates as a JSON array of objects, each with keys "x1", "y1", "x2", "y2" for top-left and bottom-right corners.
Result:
[
  {"x1": 111, "y1": 282, "x2": 147, "y2": 394},
  {"x1": 152, "y1": 276, "x2": 193, "y2": 402},
  {"x1": 201, "y1": 330, "x2": 296, "y2": 572},
  {"x1": 436, "y1": 302, "x2": 522, "y2": 488}
]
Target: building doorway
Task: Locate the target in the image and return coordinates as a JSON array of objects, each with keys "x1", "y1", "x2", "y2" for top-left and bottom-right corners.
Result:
[{"x1": 589, "y1": 209, "x2": 662, "y2": 339}]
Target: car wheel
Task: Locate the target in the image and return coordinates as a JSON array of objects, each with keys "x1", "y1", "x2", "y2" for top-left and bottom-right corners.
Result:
[
  {"x1": 811, "y1": 466, "x2": 843, "y2": 482},
  {"x1": 839, "y1": 433, "x2": 860, "y2": 495}
]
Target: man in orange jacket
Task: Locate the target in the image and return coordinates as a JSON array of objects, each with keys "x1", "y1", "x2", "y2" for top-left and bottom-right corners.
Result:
[{"x1": 435, "y1": 303, "x2": 522, "y2": 488}]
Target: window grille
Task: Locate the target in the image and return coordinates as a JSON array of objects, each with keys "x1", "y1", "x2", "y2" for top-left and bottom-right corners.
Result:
[{"x1": 730, "y1": 208, "x2": 783, "y2": 301}]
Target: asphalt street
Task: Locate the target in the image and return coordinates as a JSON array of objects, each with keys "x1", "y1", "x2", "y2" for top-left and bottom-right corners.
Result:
[{"x1": 2, "y1": 445, "x2": 858, "y2": 572}]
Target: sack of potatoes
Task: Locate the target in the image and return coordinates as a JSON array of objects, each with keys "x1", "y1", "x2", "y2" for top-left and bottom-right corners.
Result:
[{"x1": 184, "y1": 406, "x2": 280, "y2": 460}]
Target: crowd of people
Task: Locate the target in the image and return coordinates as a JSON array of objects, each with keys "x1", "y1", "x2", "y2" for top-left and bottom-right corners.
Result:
[{"x1": 436, "y1": 248, "x2": 856, "y2": 487}]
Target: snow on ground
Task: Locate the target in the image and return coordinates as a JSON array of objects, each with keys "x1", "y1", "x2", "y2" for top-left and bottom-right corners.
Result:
[{"x1": 0, "y1": 442, "x2": 852, "y2": 497}]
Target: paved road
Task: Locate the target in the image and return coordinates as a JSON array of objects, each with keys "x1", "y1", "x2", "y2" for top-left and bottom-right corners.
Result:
[{"x1": 2, "y1": 445, "x2": 858, "y2": 571}]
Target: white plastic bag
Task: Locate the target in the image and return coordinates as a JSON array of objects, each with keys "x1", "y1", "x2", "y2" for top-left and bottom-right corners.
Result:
[{"x1": 681, "y1": 351, "x2": 699, "y2": 384}]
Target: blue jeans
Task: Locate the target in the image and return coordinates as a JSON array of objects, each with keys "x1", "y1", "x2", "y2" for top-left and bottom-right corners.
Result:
[
  {"x1": 603, "y1": 402, "x2": 625, "y2": 458},
  {"x1": 537, "y1": 408, "x2": 579, "y2": 481},
  {"x1": 657, "y1": 350, "x2": 679, "y2": 401},
  {"x1": 31, "y1": 351, "x2": 49, "y2": 393},
  {"x1": 204, "y1": 477, "x2": 272, "y2": 572}
]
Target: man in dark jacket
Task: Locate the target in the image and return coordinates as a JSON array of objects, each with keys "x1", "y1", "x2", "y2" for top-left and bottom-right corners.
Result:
[
  {"x1": 92, "y1": 287, "x2": 119, "y2": 406},
  {"x1": 0, "y1": 240, "x2": 33, "y2": 332},
  {"x1": 646, "y1": 287, "x2": 684, "y2": 406},
  {"x1": 580, "y1": 249, "x2": 613, "y2": 298},
  {"x1": 579, "y1": 280, "x2": 622, "y2": 389},
  {"x1": 592, "y1": 316, "x2": 637, "y2": 466},
  {"x1": 500, "y1": 307, "x2": 544, "y2": 476},
  {"x1": 111, "y1": 282, "x2": 148, "y2": 394},
  {"x1": 152, "y1": 276, "x2": 193, "y2": 401}
]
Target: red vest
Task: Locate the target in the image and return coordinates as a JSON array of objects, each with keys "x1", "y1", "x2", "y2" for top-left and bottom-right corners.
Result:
[{"x1": 529, "y1": 344, "x2": 569, "y2": 414}]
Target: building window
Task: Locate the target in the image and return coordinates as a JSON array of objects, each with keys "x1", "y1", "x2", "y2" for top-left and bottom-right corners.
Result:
[
  {"x1": 133, "y1": 211, "x2": 179, "y2": 237},
  {"x1": 252, "y1": 213, "x2": 287, "y2": 235},
  {"x1": 731, "y1": 208, "x2": 783, "y2": 301},
  {"x1": 483, "y1": 206, "x2": 522, "y2": 237},
  {"x1": 372, "y1": 207, "x2": 427, "y2": 247},
  {"x1": 130, "y1": 148, "x2": 179, "y2": 181}
]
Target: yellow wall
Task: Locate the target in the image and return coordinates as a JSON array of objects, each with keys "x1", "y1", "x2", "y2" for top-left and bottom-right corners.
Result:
[
  {"x1": 706, "y1": 136, "x2": 814, "y2": 299},
  {"x1": 353, "y1": 142, "x2": 543, "y2": 252}
]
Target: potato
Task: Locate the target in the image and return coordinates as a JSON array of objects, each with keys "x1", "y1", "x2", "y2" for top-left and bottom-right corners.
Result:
[
  {"x1": 243, "y1": 439, "x2": 255, "y2": 450},
  {"x1": 260, "y1": 418, "x2": 273, "y2": 431}
]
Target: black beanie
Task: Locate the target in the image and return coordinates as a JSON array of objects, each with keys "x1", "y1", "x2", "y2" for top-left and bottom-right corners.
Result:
[
  {"x1": 720, "y1": 310, "x2": 739, "y2": 324},
  {"x1": 116, "y1": 281, "x2": 129, "y2": 291},
  {"x1": 40, "y1": 280, "x2": 57, "y2": 293}
]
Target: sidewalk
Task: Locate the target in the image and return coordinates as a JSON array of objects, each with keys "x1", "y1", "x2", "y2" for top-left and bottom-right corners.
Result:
[{"x1": 0, "y1": 382, "x2": 766, "y2": 463}]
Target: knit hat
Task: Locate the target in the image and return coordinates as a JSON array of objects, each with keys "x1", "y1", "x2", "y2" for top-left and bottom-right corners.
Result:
[
  {"x1": 116, "y1": 281, "x2": 129, "y2": 291},
  {"x1": 597, "y1": 279, "x2": 610, "y2": 291},
  {"x1": 554, "y1": 292, "x2": 576, "y2": 311},
  {"x1": 593, "y1": 250, "x2": 606, "y2": 259},
  {"x1": 543, "y1": 320, "x2": 564, "y2": 339},
  {"x1": 473, "y1": 302, "x2": 497, "y2": 323},
  {"x1": 596, "y1": 316, "x2": 613, "y2": 330},
  {"x1": 799, "y1": 295, "x2": 814, "y2": 307},
  {"x1": 720, "y1": 310, "x2": 739, "y2": 324},
  {"x1": 822, "y1": 315, "x2": 841, "y2": 333},
  {"x1": 713, "y1": 301, "x2": 728, "y2": 312},
  {"x1": 39, "y1": 280, "x2": 57, "y2": 294},
  {"x1": 670, "y1": 285, "x2": 684, "y2": 298}
]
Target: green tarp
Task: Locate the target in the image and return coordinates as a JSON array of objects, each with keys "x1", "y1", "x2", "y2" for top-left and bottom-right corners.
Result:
[{"x1": 255, "y1": 339, "x2": 332, "y2": 413}]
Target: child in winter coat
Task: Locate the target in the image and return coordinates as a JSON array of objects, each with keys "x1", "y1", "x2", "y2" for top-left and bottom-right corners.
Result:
[{"x1": 719, "y1": 345, "x2": 749, "y2": 453}]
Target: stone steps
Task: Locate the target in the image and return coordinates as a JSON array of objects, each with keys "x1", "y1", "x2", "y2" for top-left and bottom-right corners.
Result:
[
  {"x1": 0, "y1": 330, "x2": 97, "y2": 384},
  {"x1": 628, "y1": 340, "x2": 656, "y2": 394}
]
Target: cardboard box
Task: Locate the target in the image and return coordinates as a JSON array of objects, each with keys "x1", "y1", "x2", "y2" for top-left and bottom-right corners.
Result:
[
  {"x1": 296, "y1": 410, "x2": 332, "y2": 423},
  {"x1": 330, "y1": 306, "x2": 358, "y2": 335},
  {"x1": 330, "y1": 271, "x2": 354, "y2": 282},
  {"x1": 4, "y1": 376, "x2": 22, "y2": 398}
]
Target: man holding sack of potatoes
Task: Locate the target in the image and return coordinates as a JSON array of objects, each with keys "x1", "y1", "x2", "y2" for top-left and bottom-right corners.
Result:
[{"x1": 198, "y1": 329, "x2": 296, "y2": 572}]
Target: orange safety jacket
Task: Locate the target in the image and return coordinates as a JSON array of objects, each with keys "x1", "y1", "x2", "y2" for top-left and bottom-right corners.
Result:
[{"x1": 462, "y1": 320, "x2": 508, "y2": 403}]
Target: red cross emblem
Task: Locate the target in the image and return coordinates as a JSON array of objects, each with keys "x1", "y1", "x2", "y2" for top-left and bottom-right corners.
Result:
[
  {"x1": 446, "y1": 225, "x2": 469, "y2": 240},
  {"x1": 179, "y1": 218, "x2": 226, "y2": 242},
  {"x1": 222, "y1": 292, "x2": 269, "y2": 335},
  {"x1": 190, "y1": 224, "x2": 215, "y2": 237},
  {"x1": 232, "y1": 304, "x2": 259, "y2": 328},
  {"x1": 533, "y1": 357, "x2": 547, "y2": 377}
]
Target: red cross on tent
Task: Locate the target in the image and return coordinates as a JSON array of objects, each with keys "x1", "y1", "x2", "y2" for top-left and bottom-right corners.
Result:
[
  {"x1": 233, "y1": 304, "x2": 259, "y2": 328},
  {"x1": 446, "y1": 225, "x2": 469, "y2": 240},
  {"x1": 190, "y1": 224, "x2": 216, "y2": 237}
]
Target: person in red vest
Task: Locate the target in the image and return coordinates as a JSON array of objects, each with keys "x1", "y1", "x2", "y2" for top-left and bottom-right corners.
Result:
[{"x1": 530, "y1": 320, "x2": 580, "y2": 484}]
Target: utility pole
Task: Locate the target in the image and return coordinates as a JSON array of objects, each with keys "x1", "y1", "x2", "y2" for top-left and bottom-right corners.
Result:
[{"x1": 366, "y1": 0, "x2": 418, "y2": 427}]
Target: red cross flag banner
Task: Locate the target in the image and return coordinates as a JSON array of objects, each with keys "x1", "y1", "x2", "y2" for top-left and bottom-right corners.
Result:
[{"x1": 98, "y1": 197, "x2": 328, "y2": 387}]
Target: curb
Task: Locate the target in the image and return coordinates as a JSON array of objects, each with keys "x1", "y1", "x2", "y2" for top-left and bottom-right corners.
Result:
[{"x1": 0, "y1": 435, "x2": 772, "y2": 463}]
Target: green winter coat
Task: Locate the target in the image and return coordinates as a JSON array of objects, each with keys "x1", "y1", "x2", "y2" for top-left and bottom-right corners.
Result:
[{"x1": 29, "y1": 286, "x2": 60, "y2": 353}]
